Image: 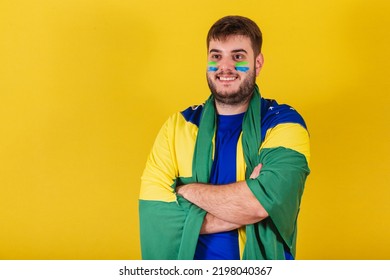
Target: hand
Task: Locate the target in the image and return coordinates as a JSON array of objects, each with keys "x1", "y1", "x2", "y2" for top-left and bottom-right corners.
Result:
[
  {"x1": 250, "y1": 163, "x2": 263, "y2": 179},
  {"x1": 175, "y1": 185, "x2": 183, "y2": 196}
]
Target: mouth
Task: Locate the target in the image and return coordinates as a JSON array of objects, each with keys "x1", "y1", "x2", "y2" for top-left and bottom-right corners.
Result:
[
  {"x1": 216, "y1": 73, "x2": 239, "y2": 83},
  {"x1": 218, "y1": 76, "x2": 237, "y2": 81}
]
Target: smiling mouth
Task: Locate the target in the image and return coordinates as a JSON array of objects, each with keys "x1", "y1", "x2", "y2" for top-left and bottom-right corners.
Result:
[
  {"x1": 218, "y1": 76, "x2": 236, "y2": 81},
  {"x1": 216, "y1": 73, "x2": 239, "y2": 82}
]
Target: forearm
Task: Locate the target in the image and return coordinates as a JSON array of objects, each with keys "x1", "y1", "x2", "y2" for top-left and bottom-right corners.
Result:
[
  {"x1": 177, "y1": 180, "x2": 268, "y2": 225},
  {"x1": 200, "y1": 213, "x2": 243, "y2": 234}
]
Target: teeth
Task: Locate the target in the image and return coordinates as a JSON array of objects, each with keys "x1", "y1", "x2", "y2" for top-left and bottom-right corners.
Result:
[{"x1": 219, "y1": 77, "x2": 236, "y2": 81}]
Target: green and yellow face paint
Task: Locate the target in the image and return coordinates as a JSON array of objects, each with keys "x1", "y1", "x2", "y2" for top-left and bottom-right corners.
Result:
[
  {"x1": 207, "y1": 61, "x2": 218, "y2": 72},
  {"x1": 235, "y1": 61, "x2": 250, "y2": 73}
]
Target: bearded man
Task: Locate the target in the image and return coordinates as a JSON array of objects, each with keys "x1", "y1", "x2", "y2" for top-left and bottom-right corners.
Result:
[{"x1": 139, "y1": 15, "x2": 310, "y2": 260}]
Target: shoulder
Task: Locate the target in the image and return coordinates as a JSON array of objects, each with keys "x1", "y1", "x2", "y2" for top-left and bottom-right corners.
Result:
[
  {"x1": 158, "y1": 104, "x2": 204, "y2": 136},
  {"x1": 179, "y1": 104, "x2": 205, "y2": 127},
  {"x1": 261, "y1": 98, "x2": 307, "y2": 131},
  {"x1": 260, "y1": 98, "x2": 310, "y2": 164}
]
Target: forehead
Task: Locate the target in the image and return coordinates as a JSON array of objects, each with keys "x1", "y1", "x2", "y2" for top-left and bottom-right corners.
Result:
[{"x1": 208, "y1": 35, "x2": 253, "y2": 54}]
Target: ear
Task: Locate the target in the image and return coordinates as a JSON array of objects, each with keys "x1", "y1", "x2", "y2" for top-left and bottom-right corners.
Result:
[{"x1": 255, "y1": 53, "x2": 264, "y2": 76}]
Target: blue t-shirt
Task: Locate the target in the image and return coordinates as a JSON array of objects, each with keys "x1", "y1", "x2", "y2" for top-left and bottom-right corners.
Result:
[{"x1": 194, "y1": 112, "x2": 245, "y2": 260}]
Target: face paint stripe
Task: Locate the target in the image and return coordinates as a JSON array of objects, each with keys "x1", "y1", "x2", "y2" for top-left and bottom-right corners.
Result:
[
  {"x1": 235, "y1": 61, "x2": 248, "y2": 67},
  {"x1": 207, "y1": 61, "x2": 218, "y2": 72},
  {"x1": 235, "y1": 61, "x2": 249, "y2": 72},
  {"x1": 235, "y1": 66, "x2": 250, "y2": 72}
]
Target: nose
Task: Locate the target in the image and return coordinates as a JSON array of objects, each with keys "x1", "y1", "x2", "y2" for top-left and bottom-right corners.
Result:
[{"x1": 218, "y1": 57, "x2": 235, "y2": 72}]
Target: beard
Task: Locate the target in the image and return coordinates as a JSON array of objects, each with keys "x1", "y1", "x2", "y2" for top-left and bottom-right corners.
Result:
[{"x1": 207, "y1": 68, "x2": 256, "y2": 106}]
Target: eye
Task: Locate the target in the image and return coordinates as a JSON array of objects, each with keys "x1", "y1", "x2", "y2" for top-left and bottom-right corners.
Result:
[
  {"x1": 234, "y1": 54, "x2": 245, "y2": 60},
  {"x1": 210, "y1": 54, "x2": 221, "y2": 60}
]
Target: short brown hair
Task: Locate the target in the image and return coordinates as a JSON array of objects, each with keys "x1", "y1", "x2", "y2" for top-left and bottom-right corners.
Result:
[{"x1": 207, "y1": 15, "x2": 263, "y2": 56}]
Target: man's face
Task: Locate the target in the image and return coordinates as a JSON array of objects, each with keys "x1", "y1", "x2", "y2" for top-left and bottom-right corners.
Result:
[{"x1": 207, "y1": 35, "x2": 263, "y2": 106}]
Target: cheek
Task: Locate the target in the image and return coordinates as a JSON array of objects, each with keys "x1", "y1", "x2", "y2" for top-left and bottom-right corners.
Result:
[
  {"x1": 235, "y1": 67, "x2": 250, "y2": 73},
  {"x1": 206, "y1": 72, "x2": 216, "y2": 82},
  {"x1": 207, "y1": 61, "x2": 218, "y2": 72},
  {"x1": 235, "y1": 62, "x2": 250, "y2": 73}
]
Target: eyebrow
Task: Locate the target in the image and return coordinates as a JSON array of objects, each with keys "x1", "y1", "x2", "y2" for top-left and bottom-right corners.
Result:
[
  {"x1": 232, "y1": 49, "x2": 248, "y2": 54},
  {"x1": 209, "y1": 48, "x2": 248, "y2": 54}
]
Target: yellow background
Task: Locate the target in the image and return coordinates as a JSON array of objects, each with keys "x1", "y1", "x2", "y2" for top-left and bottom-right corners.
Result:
[{"x1": 1, "y1": 0, "x2": 389, "y2": 259}]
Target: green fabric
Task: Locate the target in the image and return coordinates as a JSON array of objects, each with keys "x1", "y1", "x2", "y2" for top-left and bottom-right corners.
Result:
[
  {"x1": 245, "y1": 147, "x2": 309, "y2": 258},
  {"x1": 139, "y1": 86, "x2": 310, "y2": 259},
  {"x1": 139, "y1": 177, "x2": 205, "y2": 260},
  {"x1": 139, "y1": 199, "x2": 187, "y2": 259}
]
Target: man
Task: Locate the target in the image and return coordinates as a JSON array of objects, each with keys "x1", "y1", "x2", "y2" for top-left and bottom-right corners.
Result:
[{"x1": 139, "y1": 15, "x2": 310, "y2": 260}]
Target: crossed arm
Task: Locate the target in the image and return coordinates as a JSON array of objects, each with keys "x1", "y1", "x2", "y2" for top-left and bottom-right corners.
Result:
[{"x1": 176, "y1": 163, "x2": 268, "y2": 234}]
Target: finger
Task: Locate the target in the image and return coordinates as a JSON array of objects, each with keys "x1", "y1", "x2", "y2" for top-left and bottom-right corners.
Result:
[{"x1": 250, "y1": 163, "x2": 262, "y2": 179}]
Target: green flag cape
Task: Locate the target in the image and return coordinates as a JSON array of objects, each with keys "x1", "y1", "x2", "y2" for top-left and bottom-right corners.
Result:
[{"x1": 139, "y1": 86, "x2": 310, "y2": 259}]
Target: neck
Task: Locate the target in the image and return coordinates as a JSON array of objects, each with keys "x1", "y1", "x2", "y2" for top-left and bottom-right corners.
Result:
[{"x1": 215, "y1": 98, "x2": 250, "y2": 115}]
